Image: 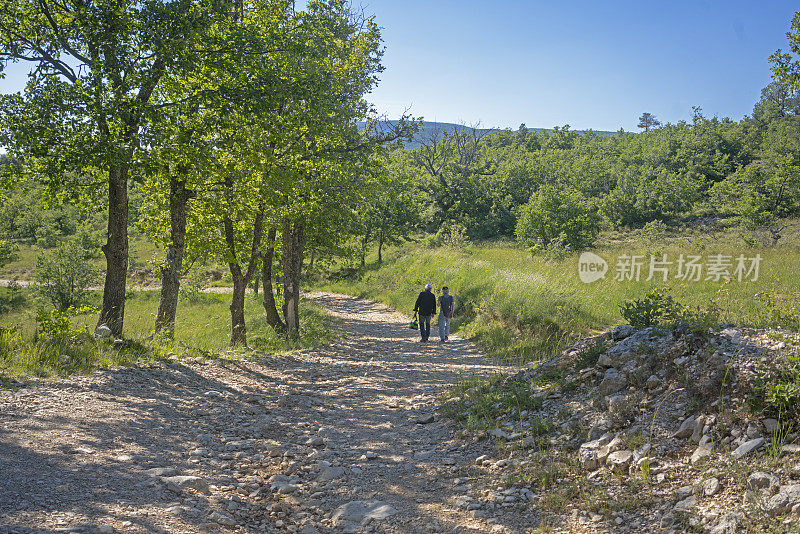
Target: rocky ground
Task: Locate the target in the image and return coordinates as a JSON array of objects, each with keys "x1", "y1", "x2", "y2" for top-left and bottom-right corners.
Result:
[
  {"x1": 3, "y1": 293, "x2": 800, "y2": 534},
  {"x1": 0, "y1": 292, "x2": 521, "y2": 534},
  {"x1": 445, "y1": 322, "x2": 800, "y2": 533}
]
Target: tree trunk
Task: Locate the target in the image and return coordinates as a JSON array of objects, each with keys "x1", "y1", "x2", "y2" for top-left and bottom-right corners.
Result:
[
  {"x1": 262, "y1": 228, "x2": 285, "y2": 332},
  {"x1": 230, "y1": 276, "x2": 248, "y2": 346},
  {"x1": 282, "y1": 222, "x2": 305, "y2": 337},
  {"x1": 97, "y1": 165, "x2": 129, "y2": 337},
  {"x1": 359, "y1": 228, "x2": 370, "y2": 268},
  {"x1": 155, "y1": 167, "x2": 194, "y2": 339},
  {"x1": 378, "y1": 228, "x2": 385, "y2": 264},
  {"x1": 223, "y1": 200, "x2": 265, "y2": 347}
]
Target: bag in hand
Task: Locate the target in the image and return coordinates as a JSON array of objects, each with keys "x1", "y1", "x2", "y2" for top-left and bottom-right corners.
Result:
[{"x1": 409, "y1": 313, "x2": 418, "y2": 330}]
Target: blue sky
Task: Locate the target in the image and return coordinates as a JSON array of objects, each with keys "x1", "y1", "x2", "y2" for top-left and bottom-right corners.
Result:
[
  {"x1": 362, "y1": 0, "x2": 799, "y2": 131},
  {"x1": 1, "y1": 1, "x2": 796, "y2": 132}
]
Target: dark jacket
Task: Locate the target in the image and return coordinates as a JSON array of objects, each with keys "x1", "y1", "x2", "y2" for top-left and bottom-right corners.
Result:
[{"x1": 414, "y1": 290, "x2": 436, "y2": 316}]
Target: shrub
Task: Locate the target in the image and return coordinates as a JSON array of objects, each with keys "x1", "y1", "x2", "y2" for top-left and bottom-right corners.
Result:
[
  {"x1": 73, "y1": 221, "x2": 103, "y2": 259},
  {"x1": 0, "y1": 238, "x2": 18, "y2": 268},
  {"x1": 620, "y1": 288, "x2": 721, "y2": 334},
  {"x1": 424, "y1": 222, "x2": 472, "y2": 249},
  {"x1": 0, "y1": 283, "x2": 25, "y2": 314},
  {"x1": 529, "y1": 232, "x2": 572, "y2": 260},
  {"x1": 619, "y1": 288, "x2": 681, "y2": 327},
  {"x1": 748, "y1": 357, "x2": 800, "y2": 420},
  {"x1": 516, "y1": 185, "x2": 600, "y2": 250},
  {"x1": 36, "y1": 305, "x2": 96, "y2": 342},
  {"x1": 639, "y1": 220, "x2": 668, "y2": 242},
  {"x1": 35, "y1": 225, "x2": 59, "y2": 248},
  {"x1": 439, "y1": 222, "x2": 470, "y2": 248},
  {"x1": 179, "y1": 267, "x2": 209, "y2": 303},
  {"x1": 34, "y1": 241, "x2": 99, "y2": 311}
]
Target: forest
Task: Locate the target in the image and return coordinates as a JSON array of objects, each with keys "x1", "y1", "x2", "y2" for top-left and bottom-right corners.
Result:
[{"x1": 1, "y1": 2, "x2": 800, "y2": 355}]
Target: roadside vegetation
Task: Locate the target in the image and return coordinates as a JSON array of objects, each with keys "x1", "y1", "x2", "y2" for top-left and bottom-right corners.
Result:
[
  {"x1": 319, "y1": 221, "x2": 800, "y2": 365},
  {"x1": 0, "y1": 289, "x2": 336, "y2": 381}
]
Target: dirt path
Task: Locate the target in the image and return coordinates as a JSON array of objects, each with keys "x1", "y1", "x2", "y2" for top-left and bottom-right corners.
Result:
[{"x1": 0, "y1": 292, "x2": 518, "y2": 534}]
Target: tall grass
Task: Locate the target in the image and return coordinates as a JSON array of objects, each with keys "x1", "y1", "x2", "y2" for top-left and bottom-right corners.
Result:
[
  {"x1": 0, "y1": 290, "x2": 337, "y2": 379},
  {"x1": 318, "y1": 228, "x2": 800, "y2": 364}
]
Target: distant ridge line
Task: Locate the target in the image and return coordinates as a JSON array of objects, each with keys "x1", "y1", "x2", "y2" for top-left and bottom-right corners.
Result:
[{"x1": 358, "y1": 120, "x2": 617, "y2": 149}]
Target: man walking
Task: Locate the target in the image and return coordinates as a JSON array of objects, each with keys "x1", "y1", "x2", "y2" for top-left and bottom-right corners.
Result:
[
  {"x1": 413, "y1": 284, "x2": 436, "y2": 342},
  {"x1": 438, "y1": 286, "x2": 455, "y2": 342}
]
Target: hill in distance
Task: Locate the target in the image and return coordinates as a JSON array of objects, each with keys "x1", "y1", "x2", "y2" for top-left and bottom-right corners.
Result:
[{"x1": 359, "y1": 120, "x2": 618, "y2": 150}]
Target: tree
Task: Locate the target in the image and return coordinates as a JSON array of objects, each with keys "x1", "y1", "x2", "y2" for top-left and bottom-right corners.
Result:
[
  {"x1": 355, "y1": 147, "x2": 420, "y2": 265},
  {"x1": 0, "y1": 0, "x2": 232, "y2": 337},
  {"x1": 638, "y1": 112, "x2": 661, "y2": 132},
  {"x1": 761, "y1": 117, "x2": 800, "y2": 216},
  {"x1": 770, "y1": 12, "x2": 800, "y2": 92},
  {"x1": 174, "y1": 0, "x2": 416, "y2": 343},
  {"x1": 515, "y1": 185, "x2": 600, "y2": 249},
  {"x1": 34, "y1": 240, "x2": 98, "y2": 311},
  {"x1": 413, "y1": 126, "x2": 495, "y2": 230},
  {"x1": 137, "y1": 116, "x2": 205, "y2": 339},
  {"x1": 0, "y1": 238, "x2": 17, "y2": 268}
]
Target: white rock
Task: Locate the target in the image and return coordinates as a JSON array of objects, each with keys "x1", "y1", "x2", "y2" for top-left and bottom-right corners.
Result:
[
  {"x1": 690, "y1": 444, "x2": 713, "y2": 464},
  {"x1": 598, "y1": 436, "x2": 625, "y2": 463},
  {"x1": 331, "y1": 500, "x2": 398, "y2": 524},
  {"x1": 732, "y1": 437, "x2": 764, "y2": 459},
  {"x1": 762, "y1": 418, "x2": 780, "y2": 434},
  {"x1": 704, "y1": 477, "x2": 720, "y2": 497},
  {"x1": 317, "y1": 466, "x2": 345, "y2": 482},
  {"x1": 765, "y1": 485, "x2": 800, "y2": 514},
  {"x1": 162, "y1": 475, "x2": 208, "y2": 493},
  {"x1": 673, "y1": 416, "x2": 696, "y2": 438},
  {"x1": 144, "y1": 467, "x2": 178, "y2": 478},
  {"x1": 674, "y1": 495, "x2": 696, "y2": 513},
  {"x1": 606, "y1": 450, "x2": 633, "y2": 472},
  {"x1": 782, "y1": 444, "x2": 800, "y2": 455},
  {"x1": 209, "y1": 510, "x2": 236, "y2": 527}
]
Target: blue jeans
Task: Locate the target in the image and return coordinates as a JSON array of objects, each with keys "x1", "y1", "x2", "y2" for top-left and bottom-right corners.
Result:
[
  {"x1": 439, "y1": 313, "x2": 451, "y2": 340},
  {"x1": 419, "y1": 315, "x2": 431, "y2": 340}
]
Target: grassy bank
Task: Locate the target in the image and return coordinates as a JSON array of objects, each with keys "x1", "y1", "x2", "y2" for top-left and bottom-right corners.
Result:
[
  {"x1": 0, "y1": 288, "x2": 337, "y2": 379},
  {"x1": 318, "y1": 228, "x2": 800, "y2": 364}
]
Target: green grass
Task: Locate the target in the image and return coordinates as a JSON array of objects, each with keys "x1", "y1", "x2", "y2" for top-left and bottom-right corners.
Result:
[
  {"x1": 439, "y1": 374, "x2": 547, "y2": 431},
  {"x1": 317, "y1": 222, "x2": 800, "y2": 364},
  {"x1": 0, "y1": 289, "x2": 337, "y2": 379},
  {"x1": 0, "y1": 234, "x2": 160, "y2": 282}
]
